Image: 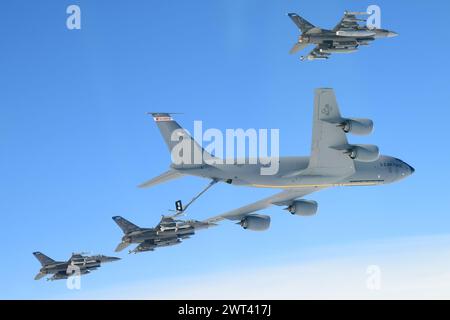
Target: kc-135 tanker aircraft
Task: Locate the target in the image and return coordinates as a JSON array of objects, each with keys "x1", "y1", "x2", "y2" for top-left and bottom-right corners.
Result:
[
  {"x1": 288, "y1": 12, "x2": 398, "y2": 61},
  {"x1": 141, "y1": 88, "x2": 414, "y2": 231}
]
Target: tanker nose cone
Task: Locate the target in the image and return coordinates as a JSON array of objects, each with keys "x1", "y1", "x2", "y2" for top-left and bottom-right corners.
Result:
[{"x1": 408, "y1": 164, "x2": 415, "y2": 175}]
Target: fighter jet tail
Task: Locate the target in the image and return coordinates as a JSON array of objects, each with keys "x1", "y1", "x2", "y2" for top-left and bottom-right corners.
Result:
[
  {"x1": 289, "y1": 42, "x2": 309, "y2": 54},
  {"x1": 288, "y1": 13, "x2": 316, "y2": 34},
  {"x1": 115, "y1": 241, "x2": 131, "y2": 252},
  {"x1": 112, "y1": 216, "x2": 141, "y2": 234},
  {"x1": 34, "y1": 272, "x2": 46, "y2": 280},
  {"x1": 33, "y1": 252, "x2": 55, "y2": 267}
]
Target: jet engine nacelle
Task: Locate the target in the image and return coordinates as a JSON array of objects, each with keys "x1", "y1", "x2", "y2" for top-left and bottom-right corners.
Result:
[
  {"x1": 287, "y1": 200, "x2": 318, "y2": 216},
  {"x1": 340, "y1": 118, "x2": 374, "y2": 136},
  {"x1": 347, "y1": 144, "x2": 380, "y2": 162},
  {"x1": 239, "y1": 214, "x2": 270, "y2": 231}
]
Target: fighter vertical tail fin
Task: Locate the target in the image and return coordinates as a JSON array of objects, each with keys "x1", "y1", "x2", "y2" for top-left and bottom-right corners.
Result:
[
  {"x1": 112, "y1": 216, "x2": 141, "y2": 234},
  {"x1": 33, "y1": 252, "x2": 55, "y2": 266},
  {"x1": 288, "y1": 13, "x2": 316, "y2": 34}
]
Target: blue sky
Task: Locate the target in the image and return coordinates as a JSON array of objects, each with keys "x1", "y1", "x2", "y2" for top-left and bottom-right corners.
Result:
[{"x1": 1, "y1": 0, "x2": 449, "y2": 299}]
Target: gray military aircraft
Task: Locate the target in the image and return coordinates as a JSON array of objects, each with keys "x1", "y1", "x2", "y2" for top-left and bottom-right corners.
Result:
[
  {"x1": 33, "y1": 252, "x2": 120, "y2": 281},
  {"x1": 288, "y1": 11, "x2": 398, "y2": 61},
  {"x1": 140, "y1": 88, "x2": 413, "y2": 231},
  {"x1": 112, "y1": 210, "x2": 216, "y2": 253}
]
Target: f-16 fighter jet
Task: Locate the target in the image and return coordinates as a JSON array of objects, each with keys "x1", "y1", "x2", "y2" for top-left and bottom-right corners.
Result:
[
  {"x1": 140, "y1": 88, "x2": 414, "y2": 232},
  {"x1": 288, "y1": 11, "x2": 398, "y2": 61},
  {"x1": 33, "y1": 252, "x2": 120, "y2": 281},
  {"x1": 112, "y1": 212, "x2": 216, "y2": 254}
]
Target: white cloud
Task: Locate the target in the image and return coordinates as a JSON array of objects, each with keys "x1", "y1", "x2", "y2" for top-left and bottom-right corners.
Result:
[{"x1": 79, "y1": 234, "x2": 450, "y2": 300}]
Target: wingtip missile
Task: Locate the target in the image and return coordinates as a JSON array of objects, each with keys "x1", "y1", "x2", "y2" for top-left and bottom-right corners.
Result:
[{"x1": 344, "y1": 11, "x2": 370, "y2": 15}]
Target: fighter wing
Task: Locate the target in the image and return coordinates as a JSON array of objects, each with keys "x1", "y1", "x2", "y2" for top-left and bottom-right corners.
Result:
[
  {"x1": 206, "y1": 187, "x2": 323, "y2": 223},
  {"x1": 303, "y1": 88, "x2": 355, "y2": 178},
  {"x1": 332, "y1": 11, "x2": 367, "y2": 32}
]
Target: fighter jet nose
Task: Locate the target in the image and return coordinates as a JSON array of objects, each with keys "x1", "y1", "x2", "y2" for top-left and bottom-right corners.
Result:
[
  {"x1": 103, "y1": 256, "x2": 121, "y2": 263},
  {"x1": 388, "y1": 31, "x2": 398, "y2": 38},
  {"x1": 408, "y1": 165, "x2": 415, "y2": 175}
]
